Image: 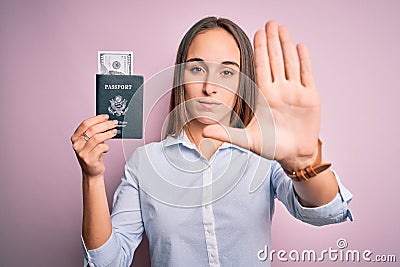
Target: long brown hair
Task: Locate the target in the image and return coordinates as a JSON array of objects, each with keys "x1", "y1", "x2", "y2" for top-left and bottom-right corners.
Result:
[{"x1": 165, "y1": 16, "x2": 255, "y2": 137}]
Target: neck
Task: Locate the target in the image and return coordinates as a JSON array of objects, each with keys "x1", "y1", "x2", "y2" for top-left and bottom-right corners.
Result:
[{"x1": 185, "y1": 120, "x2": 223, "y2": 160}]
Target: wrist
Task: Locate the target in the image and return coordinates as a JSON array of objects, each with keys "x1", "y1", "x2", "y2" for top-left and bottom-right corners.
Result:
[
  {"x1": 279, "y1": 144, "x2": 319, "y2": 172},
  {"x1": 281, "y1": 139, "x2": 332, "y2": 181},
  {"x1": 82, "y1": 172, "x2": 105, "y2": 186}
]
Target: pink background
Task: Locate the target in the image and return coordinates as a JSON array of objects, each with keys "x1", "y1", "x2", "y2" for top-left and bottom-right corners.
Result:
[{"x1": 1, "y1": 0, "x2": 399, "y2": 266}]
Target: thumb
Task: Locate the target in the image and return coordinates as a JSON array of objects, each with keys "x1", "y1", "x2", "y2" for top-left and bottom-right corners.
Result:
[{"x1": 203, "y1": 124, "x2": 251, "y2": 151}]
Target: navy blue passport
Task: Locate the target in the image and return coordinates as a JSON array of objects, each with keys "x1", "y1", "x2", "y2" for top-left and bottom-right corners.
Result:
[{"x1": 96, "y1": 74, "x2": 144, "y2": 139}]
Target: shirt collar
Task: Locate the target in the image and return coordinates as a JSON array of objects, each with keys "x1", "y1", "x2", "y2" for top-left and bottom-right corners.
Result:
[
  {"x1": 163, "y1": 130, "x2": 195, "y2": 149},
  {"x1": 163, "y1": 130, "x2": 252, "y2": 154}
]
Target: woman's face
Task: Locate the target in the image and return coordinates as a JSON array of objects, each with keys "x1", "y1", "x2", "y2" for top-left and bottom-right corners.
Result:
[{"x1": 183, "y1": 28, "x2": 241, "y2": 126}]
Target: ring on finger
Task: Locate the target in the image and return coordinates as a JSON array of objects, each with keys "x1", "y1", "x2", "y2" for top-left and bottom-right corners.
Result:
[{"x1": 82, "y1": 131, "x2": 90, "y2": 142}]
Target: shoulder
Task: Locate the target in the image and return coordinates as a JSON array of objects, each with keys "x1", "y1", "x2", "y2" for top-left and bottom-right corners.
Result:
[
  {"x1": 128, "y1": 139, "x2": 166, "y2": 160},
  {"x1": 126, "y1": 136, "x2": 177, "y2": 164},
  {"x1": 123, "y1": 139, "x2": 167, "y2": 179}
]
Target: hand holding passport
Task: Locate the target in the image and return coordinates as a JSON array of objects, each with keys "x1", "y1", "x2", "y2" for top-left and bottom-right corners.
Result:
[{"x1": 96, "y1": 51, "x2": 144, "y2": 139}]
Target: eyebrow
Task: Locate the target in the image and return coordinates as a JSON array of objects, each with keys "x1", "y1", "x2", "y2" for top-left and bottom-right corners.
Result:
[{"x1": 185, "y1": 57, "x2": 240, "y2": 68}]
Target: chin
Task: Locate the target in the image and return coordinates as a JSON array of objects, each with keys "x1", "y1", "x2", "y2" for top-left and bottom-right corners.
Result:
[
  {"x1": 195, "y1": 113, "x2": 230, "y2": 126},
  {"x1": 196, "y1": 117, "x2": 220, "y2": 125}
]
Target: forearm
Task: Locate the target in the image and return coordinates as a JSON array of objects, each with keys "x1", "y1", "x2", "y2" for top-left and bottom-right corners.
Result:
[
  {"x1": 292, "y1": 168, "x2": 339, "y2": 207},
  {"x1": 82, "y1": 174, "x2": 112, "y2": 250}
]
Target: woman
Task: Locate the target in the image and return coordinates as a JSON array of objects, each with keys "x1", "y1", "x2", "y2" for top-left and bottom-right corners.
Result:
[{"x1": 71, "y1": 17, "x2": 353, "y2": 267}]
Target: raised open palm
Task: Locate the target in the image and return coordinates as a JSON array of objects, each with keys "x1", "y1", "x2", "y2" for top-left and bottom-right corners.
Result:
[{"x1": 204, "y1": 21, "x2": 320, "y2": 170}]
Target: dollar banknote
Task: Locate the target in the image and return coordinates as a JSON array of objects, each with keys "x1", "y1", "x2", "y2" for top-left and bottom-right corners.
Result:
[{"x1": 98, "y1": 51, "x2": 133, "y2": 75}]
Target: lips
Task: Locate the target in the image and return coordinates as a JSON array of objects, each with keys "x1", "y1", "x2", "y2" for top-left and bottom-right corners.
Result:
[{"x1": 198, "y1": 99, "x2": 222, "y2": 109}]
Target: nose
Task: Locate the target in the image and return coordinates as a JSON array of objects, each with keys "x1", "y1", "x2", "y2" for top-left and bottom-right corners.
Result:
[{"x1": 203, "y1": 81, "x2": 218, "y2": 96}]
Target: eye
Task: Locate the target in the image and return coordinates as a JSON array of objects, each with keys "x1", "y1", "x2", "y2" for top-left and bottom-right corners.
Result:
[
  {"x1": 189, "y1": 66, "x2": 205, "y2": 73},
  {"x1": 221, "y1": 69, "x2": 234, "y2": 77}
]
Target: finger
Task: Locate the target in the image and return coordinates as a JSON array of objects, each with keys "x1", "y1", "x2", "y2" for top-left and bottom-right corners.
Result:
[
  {"x1": 266, "y1": 20, "x2": 285, "y2": 82},
  {"x1": 84, "y1": 129, "x2": 118, "y2": 153},
  {"x1": 84, "y1": 120, "x2": 118, "y2": 140},
  {"x1": 71, "y1": 114, "x2": 109, "y2": 143},
  {"x1": 72, "y1": 136, "x2": 87, "y2": 154},
  {"x1": 71, "y1": 119, "x2": 117, "y2": 153},
  {"x1": 297, "y1": 43, "x2": 315, "y2": 88},
  {"x1": 254, "y1": 29, "x2": 272, "y2": 89},
  {"x1": 88, "y1": 143, "x2": 110, "y2": 160},
  {"x1": 278, "y1": 25, "x2": 300, "y2": 81},
  {"x1": 75, "y1": 129, "x2": 116, "y2": 164},
  {"x1": 202, "y1": 124, "x2": 250, "y2": 151},
  {"x1": 78, "y1": 143, "x2": 109, "y2": 170}
]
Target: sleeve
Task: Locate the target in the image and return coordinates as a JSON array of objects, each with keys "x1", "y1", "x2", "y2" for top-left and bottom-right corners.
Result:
[
  {"x1": 271, "y1": 161, "x2": 353, "y2": 227},
  {"x1": 82, "y1": 150, "x2": 145, "y2": 267}
]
